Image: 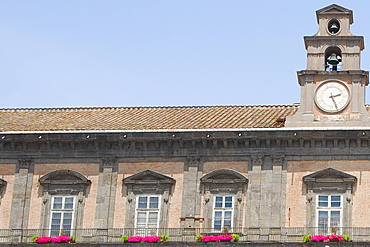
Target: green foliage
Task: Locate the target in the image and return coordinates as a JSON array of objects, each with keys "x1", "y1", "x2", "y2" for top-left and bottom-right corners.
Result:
[
  {"x1": 159, "y1": 234, "x2": 169, "y2": 242},
  {"x1": 31, "y1": 235, "x2": 39, "y2": 243},
  {"x1": 70, "y1": 236, "x2": 77, "y2": 243},
  {"x1": 231, "y1": 234, "x2": 239, "y2": 242},
  {"x1": 60, "y1": 229, "x2": 67, "y2": 236},
  {"x1": 121, "y1": 236, "x2": 128, "y2": 242},
  {"x1": 302, "y1": 234, "x2": 311, "y2": 242},
  {"x1": 195, "y1": 234, "x2": 204, "y2": 242},
  {"x1": 342, "y1": 234, "x2": 351, "y2": 242}
]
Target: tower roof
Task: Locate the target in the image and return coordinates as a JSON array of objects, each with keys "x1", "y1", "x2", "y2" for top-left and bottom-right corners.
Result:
[{"x1": 316, "y1": 4, "x2": 353, "y2": 24}]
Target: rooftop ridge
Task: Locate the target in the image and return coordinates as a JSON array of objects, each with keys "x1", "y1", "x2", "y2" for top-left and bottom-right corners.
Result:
[{"x1": 0, "y1": 104, "x2": 300, "y2": 112}]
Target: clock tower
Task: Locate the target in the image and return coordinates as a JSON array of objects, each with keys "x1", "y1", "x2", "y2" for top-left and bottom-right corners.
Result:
[{"x1": 286, "y1": 4, "x2": 370, "y2": 127}]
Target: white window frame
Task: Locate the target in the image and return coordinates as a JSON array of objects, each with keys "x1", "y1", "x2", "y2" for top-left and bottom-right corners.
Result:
[
  {"x1": 135, "y1": 195, "x2": 161, "y2": 235},
  {"x1": 316, "y1": 195, "x2": 342, "y2": 235},
  {"x1": 49, "y1": 196, "x2": 76, "y2": 237},
  {"x1": 212, "y1": 195, "x2": 233, "y2": 231}
]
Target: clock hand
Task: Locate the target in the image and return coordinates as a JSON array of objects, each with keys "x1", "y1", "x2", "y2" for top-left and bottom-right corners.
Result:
[
  {"x1": 331, "y1": 93, "x2": 341, "y2": 98},
  {"x1": 329, "y1": 93, "x2": 339, "y2": 110}
]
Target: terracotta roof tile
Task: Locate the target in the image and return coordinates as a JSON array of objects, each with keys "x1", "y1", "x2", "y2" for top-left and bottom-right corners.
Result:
[{"x1": 0, "y1": 105, "x2": 299, "y2": 132}]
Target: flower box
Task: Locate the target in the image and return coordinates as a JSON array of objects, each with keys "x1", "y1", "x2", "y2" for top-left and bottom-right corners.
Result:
[
  {"x1": 122, "y1": 235, "x2": 168, "y2": 243},
  {"x1": 32, "y1": 236, "x2": 75, "y2": 243},
  {"x1": 196, "y1": 234, "x2": 239, "y2": 242},
  {"x1": 303, "y1": 234, "x2": 350, "y2": 242}
]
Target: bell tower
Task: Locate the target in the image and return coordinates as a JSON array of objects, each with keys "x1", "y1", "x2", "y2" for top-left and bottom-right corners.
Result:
[{"x1": 286, "y1": 4, "x2": 370, "y2": 127}]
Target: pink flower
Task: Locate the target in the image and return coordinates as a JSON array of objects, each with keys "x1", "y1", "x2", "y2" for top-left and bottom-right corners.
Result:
[
  {"x1": 311, "y1": 234, "x2": 328, "y2": 242},
  {"x1": 36, "y1": 236, "x2": 53, "y2": 243},
  {"x1": 52, "y1": 236, "x2": 71, "y2": 243},
  {"x1": 328, "y1": 234, "x2": 343, "y2": 241},
  {"x1": 142, "y1": 236, "x2": 160, "y2": 243},
  {"x1": 310, "y1": 234, "x2": 344, "y2": 242},
  {"x1": 202, "y1": 235, "x2": 233, "y2": 242},
  {"x1": 218, "y1": 234, "x2": 233, "y2": 241},
  {"x1": 202, "y1": 235, "x2": 215, "y2": 242},
  {"x1": 127, "y1": 236, "x2": 143, "y2": 243}
]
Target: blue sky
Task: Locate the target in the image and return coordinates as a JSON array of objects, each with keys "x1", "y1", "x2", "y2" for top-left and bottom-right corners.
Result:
[{"x1": 1, "y1": 1, "x2": 370, "y2": 108}]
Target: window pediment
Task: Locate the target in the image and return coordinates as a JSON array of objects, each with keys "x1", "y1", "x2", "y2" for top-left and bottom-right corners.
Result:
[
  {"x1": 303, "y1": 168, "x2": 356, "y2": 193},
  {"x1": 40, "y1": 169, "x2": 91, "y2": 184},
  {"x1": 123, "y1": 170, "x2": 175, "y2": 195},
  {"x1": 39, "y1": 169, "x2": 91, "y2": 195},
  {"x1": 201, "y1": 169, "x2": 248, "y2": 184},
  {"x1": 201, "y1": 169, "x2": 248, "y2": 194},
  {"x1": 123, "y1": 170, "x2": 175, "y2": 185},
  {"x1": 303, "y1": 168, "x2": 356, "y2": 184}
]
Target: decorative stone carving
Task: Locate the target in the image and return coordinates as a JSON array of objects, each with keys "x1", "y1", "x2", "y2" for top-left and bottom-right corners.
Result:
[
  {"x1": 18, "y1": 158, "x2": 33, "y2": 170},
  {"x1": 272, "y1": 155, "x2": 285, "y2": 165},
  {"x1": 101, "y1": 157, "x2": 116, "y2": 168},
  {"x1": 185, "y1": 156, "x2": 202, "y2": 171},
  {"x1": 187, "y1": 156, "x2": 200, "y2": 165},
  {"x1": 251, "y1": 155, "x2": 264, "y2": 166}
]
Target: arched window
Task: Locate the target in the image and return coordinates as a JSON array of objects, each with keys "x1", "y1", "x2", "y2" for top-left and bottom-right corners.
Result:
[
  {"x1": 200, "y1": 169, "x2": 248, "y2": 231},
  {"x1": 325, "y1": 47, "x2": 342, "y2": 71},
  {"x1": 39, "y1": 170, "x2": 91, "y2": 237}
]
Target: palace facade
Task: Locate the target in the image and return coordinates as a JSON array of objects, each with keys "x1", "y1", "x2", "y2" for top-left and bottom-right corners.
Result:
[{"x1": 1, "y1": 4, "x2": 370, "y2": 242}]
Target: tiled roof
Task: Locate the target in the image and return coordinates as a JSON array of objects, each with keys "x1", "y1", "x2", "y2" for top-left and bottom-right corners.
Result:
[{"x1": 0, "y1": 105, "x2": 299, "y2": 132}]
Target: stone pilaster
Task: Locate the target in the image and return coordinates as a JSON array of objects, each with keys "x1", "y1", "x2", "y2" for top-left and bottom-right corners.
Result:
[
  {"x1": 94, "y1": 157, "x2": 117, "y2": 228},
  {"x1": 9, "y1": 158, "x2": 34, "y2": 229},
  {"x1": 258, "y1": 163, "x2": 273, "y2": 227},
  {"x1": 180, "y1": 156, "x2": 202, "y2": 228},
  {"x1": 271, "y1": 155, "x2": 286, "y2": 227},
  {"x1": 246, "y1": 155, "x2": 265, "y2": 227}
]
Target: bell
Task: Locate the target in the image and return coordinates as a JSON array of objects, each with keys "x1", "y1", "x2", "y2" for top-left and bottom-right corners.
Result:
[
  {"x1": 328, "y1": 53, "x2": 339, "y2": 65},
  {"x1": 329, "y1": 23, "x2": 339, "y2": 33}
]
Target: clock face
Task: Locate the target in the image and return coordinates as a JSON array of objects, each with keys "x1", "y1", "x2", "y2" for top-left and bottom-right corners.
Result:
[{"x1": 315, "y1": 81, "x2": 350, "y2": 113}]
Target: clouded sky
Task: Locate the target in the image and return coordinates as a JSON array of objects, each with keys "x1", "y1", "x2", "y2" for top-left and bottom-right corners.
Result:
[{"x1": 1, "y1": 1, "x2": 370, "y2": 108}]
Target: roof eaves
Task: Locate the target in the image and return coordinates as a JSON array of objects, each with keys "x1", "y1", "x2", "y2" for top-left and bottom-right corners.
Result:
[{"x1": 1, "y1": 126, "x2": 370, "y2": 135}]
